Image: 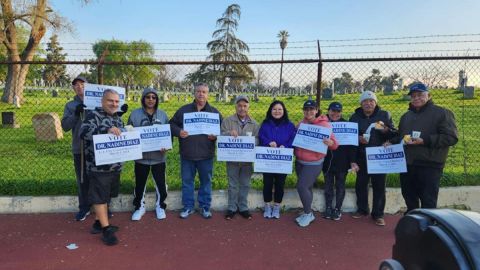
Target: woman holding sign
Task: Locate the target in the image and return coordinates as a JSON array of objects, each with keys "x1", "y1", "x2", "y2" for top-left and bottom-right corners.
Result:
[
  {"x1": 294, "y1": 100, "x2": 338, "y2": 227},
  {"x1": 127, "y1": 88, "x2": 169, "y2": 221},
  {"x1": 258, "y1": 100, "x2": 296, "y2": 219}
]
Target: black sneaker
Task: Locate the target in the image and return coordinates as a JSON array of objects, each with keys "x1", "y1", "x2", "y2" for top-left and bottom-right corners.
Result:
[
  {"x1": 239, "y1": 210, "x2": 252, "y2": 220},
  {"x1": 90, "y1": 220, "x2": 119, "y2": 234},
  {"x1": 323, "y1": 207, "x2": 333, "y2": 219},
  {"x1": 332, "y1": 208, "x2": 342, "y2": 221},
  {"x1": 101, "y1": 226, "x2": 118, "y2": 246},
  {"x1": 75, "y1": 209, "x2": 90, "y2": 221},
  {"x1": 225, "y1": 210, "x2": 236, "y2": 220}
]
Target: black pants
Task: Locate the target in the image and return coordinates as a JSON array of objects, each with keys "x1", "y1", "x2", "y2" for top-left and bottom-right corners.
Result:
[
  {"x1": 324, "y1": 171, "x2": 347, "y2": 209},
  {"x1": 133, "y1": 162, "x2": 167, "y2": 210},
  {"x1": 400, "y1": 165, "x2": 442, "y2": 213},
  {"x1": 74, "y1": 154, "x2": 90, "y2": 212},
  {"x1": 356, "y1": 161, "x2": 386, "y2": 219},
  {"x1": 263, "y1": 173, "x2": 287, "y2": 203}
]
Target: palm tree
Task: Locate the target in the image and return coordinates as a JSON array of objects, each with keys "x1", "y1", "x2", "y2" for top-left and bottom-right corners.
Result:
[{"x1": 277, "y1": 30, "x2": 289, "y2": 97}]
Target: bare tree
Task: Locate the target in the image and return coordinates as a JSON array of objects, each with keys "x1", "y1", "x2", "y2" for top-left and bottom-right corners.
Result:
[
  {"x1": 0, "y1": 0, "x2": 70, "y2": 104},
  {"x1": 409, "y1": 65, "x2": 454, "y2": 88}
]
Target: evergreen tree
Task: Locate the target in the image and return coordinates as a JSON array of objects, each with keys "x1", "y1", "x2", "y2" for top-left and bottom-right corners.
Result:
[
  {"x1": 42, "y1": 34, "x2": 68, "y2": 87},
  {"x1": 186, "y1": 4, "x2": 254, "y2": 100}
]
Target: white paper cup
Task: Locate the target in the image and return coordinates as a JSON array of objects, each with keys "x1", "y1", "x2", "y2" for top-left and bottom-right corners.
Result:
[
  {"x1": 363, "y1": 133, "x2": 370, "y2": 143},
  {"x1": 412, "y1": 131, "x2": 421, "y2": 139}
]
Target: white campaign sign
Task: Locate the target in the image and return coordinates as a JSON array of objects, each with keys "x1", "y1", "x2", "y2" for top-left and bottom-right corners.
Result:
[
  {"x1": 93, "y1": 131, "x2": 143, "y2": 166},
  {"x1": 183, "y1": 112, "x2": 220, "y2": 135},
  {"x1": 292, "y1": 123, "x2": 331, "y2": 154},
  {"x1": 253, "y1": 146, "x2": 294, "y2": 174},
  {"x1": 331, "y1": 122, "x2": 359, "y2": 146},
  {"x1": 216, "y1": 136, "x2": 256, "y2": 162},
  {"x1": 83, "y1": 83, "x2": 126, "y2": 110},
  {"x1": 134, "y1": 124, "x2": 172, "y2": 152},
  {"x1": 366, "y1": 144, "x2": 407, "y2": 174}
]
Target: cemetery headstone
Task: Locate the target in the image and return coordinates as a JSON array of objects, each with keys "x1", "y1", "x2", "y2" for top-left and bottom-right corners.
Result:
[
  {"x1": 464, "y1": 86, "x2": 475, "y2": 99},
  {"x1": 32, "y1": 113, "x2": 64, "y2": 141},
  {"x1": 2, "y1": 112, "x2": 20, "y2": 128},
  {"x1": 322, "y1": 88, "x2": 333, "y2": 99}
]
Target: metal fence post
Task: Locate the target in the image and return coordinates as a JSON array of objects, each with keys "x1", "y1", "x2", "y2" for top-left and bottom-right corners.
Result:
[{"x1": 316, "y1": 40, "x2": 322, "y2": 110}]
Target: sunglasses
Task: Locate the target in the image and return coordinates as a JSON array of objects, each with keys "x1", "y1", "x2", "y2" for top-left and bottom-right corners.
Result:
[{"x1": 145, "y1": 95, "x2": 157, "y2": 100}]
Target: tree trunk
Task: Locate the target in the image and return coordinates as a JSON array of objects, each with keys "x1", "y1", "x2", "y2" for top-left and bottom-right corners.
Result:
[
  {"x1": 1, "y1": 63, "x2": 29, "y2": 103},
  {"x1": 0, "y1": 0, "x2": 47, "y2": 104}
]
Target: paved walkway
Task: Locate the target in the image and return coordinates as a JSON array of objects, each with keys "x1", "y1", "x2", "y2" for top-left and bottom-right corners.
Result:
[{"x1": 0, "y1": 211, "x2": 400, "y2": 270}]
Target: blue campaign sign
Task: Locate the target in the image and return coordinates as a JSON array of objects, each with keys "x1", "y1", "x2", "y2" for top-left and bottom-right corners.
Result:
[
  {"x1": 331, "y1": 122, "x2": 359, "y2": 146},
  {"x1": 83, "y1": 83, "x2": 126, "y2": 110},
  {"x1": 292, "y1": 123, "x2": 331, "y2": 154},
  {"x1": 216, "y1": 136, "x2": 256, "y2": 162},
  {"x1": 134, "y1": 124, "x2": 172, "y2": 152},
  {"x1": 183, "y1": 112, "x2": 221, "y2": 136},
  {"x1": 254, "y1": 146, "x2": 294, "y2": 174},
  {"x1": 93, "y1": 131, "x2": 143, "y2": 166},
  {"x1": 366, "y1": 144, "x2": 407, "y2": 174}
]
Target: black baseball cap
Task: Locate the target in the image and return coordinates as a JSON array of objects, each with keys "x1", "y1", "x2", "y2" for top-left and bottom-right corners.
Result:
[
  {"x1": 328, "y1": 102, "x2": 342, "y2": 111},
  {"x1": 72, "y1": 76, "x2": 87, "y2": 85},
  {"x1": 303, "y1": 100, "x2": 318, "y2": 109}
]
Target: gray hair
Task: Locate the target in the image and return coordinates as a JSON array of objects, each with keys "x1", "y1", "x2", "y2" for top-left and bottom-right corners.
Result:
[
  {"x1": 194, "y1": 82, "x2": 209, "y2": 91},
  {"x1": 102, "y1": 89, "x2": 120, "y2": 99}
]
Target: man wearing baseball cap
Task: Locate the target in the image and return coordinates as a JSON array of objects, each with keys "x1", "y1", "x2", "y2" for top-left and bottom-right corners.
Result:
[
  {"x1": 61, "y1": 76, "x2": 91, "y2": 221},
  {"x1": 391, "y1": 82, "x2": 458, "y2": 213},
  {"x1": 221, "y1": 95, "x2": 260, "y2": 220},
  {"x1": 349, "y1": 90, "x2": 396, "y2": 226}
]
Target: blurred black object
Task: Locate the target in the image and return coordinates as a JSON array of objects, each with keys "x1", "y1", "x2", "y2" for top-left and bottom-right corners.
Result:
[{"x1": 380, "y1": 209, "x2": 480, "y2": 270}]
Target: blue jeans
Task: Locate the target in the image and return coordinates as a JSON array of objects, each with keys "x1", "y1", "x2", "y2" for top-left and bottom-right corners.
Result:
[{"x1": 181, "y1": 158, "x2": 213, "y2": 210}]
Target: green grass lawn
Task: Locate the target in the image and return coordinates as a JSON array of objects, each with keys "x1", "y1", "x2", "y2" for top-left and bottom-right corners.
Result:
[{"x1": 0, "y1": 88, "x2": 479, "y2": 195}]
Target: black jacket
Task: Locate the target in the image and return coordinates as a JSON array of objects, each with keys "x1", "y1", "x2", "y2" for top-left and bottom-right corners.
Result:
[
  {"x1": 323, "y1": 117, "x2": 354, "y2": 174},
  {"x1": 169, "y1": 101, "x2": 222, "y2": 160},
  {"x1": 349, "y1": 105, "x2": 397, "y2": 163},
  {"x1": 391, "y1": 100, "x2": 458, "y2": 168}
]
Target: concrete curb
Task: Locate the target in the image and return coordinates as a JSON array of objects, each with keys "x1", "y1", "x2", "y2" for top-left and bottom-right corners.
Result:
[{"x1": 1, "y1": 186, "x2": 479, "y2": 214}]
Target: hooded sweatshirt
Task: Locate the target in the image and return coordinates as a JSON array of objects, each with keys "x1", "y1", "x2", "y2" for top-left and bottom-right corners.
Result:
[
  {"x1": 294, "y1": 115, "x2": 339, "y2": 162},
  {"x1": 127, "y1": 88, "x2": 169, "y2": 165}
]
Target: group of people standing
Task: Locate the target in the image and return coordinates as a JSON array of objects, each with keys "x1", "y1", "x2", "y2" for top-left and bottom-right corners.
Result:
[{"x1": 62, "y1": 78, "x2": 458, "y2": 246}]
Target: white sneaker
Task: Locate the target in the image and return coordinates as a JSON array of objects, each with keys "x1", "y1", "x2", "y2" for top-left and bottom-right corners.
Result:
[
  {"x1": 272, "y1": 204, "x2": 281, "y2": 219},
  {"x1": 156, "y1": 207, "x2": 166, "y2": 220},
  {"x1": 263, "y1": 204, "x2": 273, "y2": 218},
  {"x1": 180, "y1": 208, "x2": 195, "y2": 219},
  {"x1": 131, "y1": 208, "x2": 146, "y2": 221},
  {"x1": 297, "y1": 212, "x2": 315, "y2": 227},
  {"x1": 295, "y1": 212, "x2": 306, "y2": 223}
]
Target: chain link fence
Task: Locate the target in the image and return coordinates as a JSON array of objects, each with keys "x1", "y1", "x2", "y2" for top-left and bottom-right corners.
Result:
[{"x1": 0, "y1": 56, "x2": 478, "y2": 195}]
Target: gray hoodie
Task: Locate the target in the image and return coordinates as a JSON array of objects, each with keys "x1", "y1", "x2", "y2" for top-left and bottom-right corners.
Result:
[
  {"x1": 127, "y1": 88, "x2": 169, "y2": 165},
  {"x1": 61, "y1": 95, "x2": 87, "y2": 154}
]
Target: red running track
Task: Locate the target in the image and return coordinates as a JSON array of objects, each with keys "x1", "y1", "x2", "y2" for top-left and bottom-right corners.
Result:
[{"x1": 0, "y1": 211, "x2": 400, "y2": 270}]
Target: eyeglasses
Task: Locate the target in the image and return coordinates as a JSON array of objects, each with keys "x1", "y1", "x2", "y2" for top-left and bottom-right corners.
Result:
[{"x1": 145, "y1": 95, "x2": 157, "y2": 100}]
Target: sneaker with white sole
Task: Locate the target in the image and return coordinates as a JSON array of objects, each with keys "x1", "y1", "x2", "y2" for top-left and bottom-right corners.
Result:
[
  {"x1": 75, "y1": 209, "x2": 90, "y2": 221},
  {"x1": 201, "y1": 208, "x2": 212, "y2": 219},
  {"x1": 131, "y1": 208, "x2": 146, "y2": 221},
  {"x1": 156, "y1": 207, "x2": 166, "y2": 220},
  {"x1": 263, "y1": 204, "x2": 273, "y2": 218},
  {"x1": 272, "y1": 204, "x2": 281, "y2": 219},
  {"x1": 295, "y1": 212, "x2": 306, "y2": 223},
  {"x1": 297, "y1": 212, "x2": 315, "y2": 227},
  {"x1": 179, "y1": 208, "x2": 195, "y2": 219}
]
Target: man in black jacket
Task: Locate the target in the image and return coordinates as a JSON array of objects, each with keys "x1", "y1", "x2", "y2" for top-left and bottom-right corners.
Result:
[
  {"x1": 349, "y1": 91, "x2": 396, "y2": 226},
  {"x1": 391, "y1": 82, "x2": 458, "y2": 213},
  {"x1": 169, "y1": 83, "x2": 222, "y2": 219}
]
